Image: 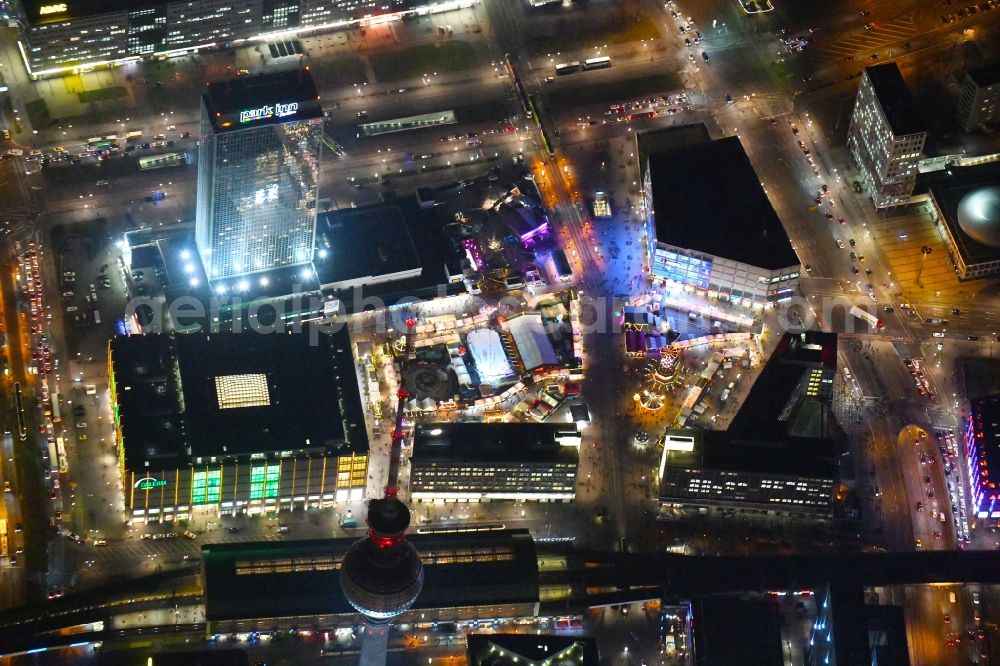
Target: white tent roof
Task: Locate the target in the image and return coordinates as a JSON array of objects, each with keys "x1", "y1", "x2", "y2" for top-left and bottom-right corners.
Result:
[{"x1": 507, "y1": 314, "x2": 558, "y2": 371}]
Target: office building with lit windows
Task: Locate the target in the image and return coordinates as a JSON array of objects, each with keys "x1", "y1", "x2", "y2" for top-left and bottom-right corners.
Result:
[
  {"x1": 409, "y1": 423, "x2": 581, "y2": 502},
  {"x1": 196, "y1": 70, "x2": 324, "y2": 286},
  {"x1": 657, "y1": 332, "x2": 840, "y2": 518},
  {"x1": 16, "y1": 0, "x2": 473, "y2": 79},
  {"x1": 957, "y1": 62, "x2": 1000, "y2": 132},
  {"x1": 108, "y1": 328, "x2": 369, "y2": 523},
  {"x1": 847, "y1": 63, "x2": 927, "y2": 208},
  {"x1": 639, "y1": 126, "x2": 801, "y2": 311}
]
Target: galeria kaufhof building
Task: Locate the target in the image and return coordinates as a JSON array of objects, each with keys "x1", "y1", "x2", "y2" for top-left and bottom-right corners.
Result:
[
  {"x1": 109, "y1": 328, "x2": 369, "y2": 523},
  {"x1": 16, "y1": 0, "x2": 475, "y2": 78}
]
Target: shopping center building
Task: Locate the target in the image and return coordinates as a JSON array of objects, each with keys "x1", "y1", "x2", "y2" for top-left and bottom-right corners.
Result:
[
  {"x1": 109, "y1": 328, "x2": 369, "y2": 523},
  {"x1": 640, "y1": 125, "x2": 801, "y2": 310}
]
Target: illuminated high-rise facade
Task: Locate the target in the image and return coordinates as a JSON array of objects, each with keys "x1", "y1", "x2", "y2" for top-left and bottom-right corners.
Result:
[
  {"x1": 196, "y1": 70, "x2": 323, "y2": 284},
  {"x1": 847, "y1": 64, "x2": 926, "y2": 209}
]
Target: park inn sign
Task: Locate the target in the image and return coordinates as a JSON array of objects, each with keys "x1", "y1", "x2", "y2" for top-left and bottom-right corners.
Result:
[{"x1": 239, "y1": 102, "x2": 299, "y2": 124}]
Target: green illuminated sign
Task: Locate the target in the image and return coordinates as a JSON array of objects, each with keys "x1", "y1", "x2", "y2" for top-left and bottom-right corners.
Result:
[
  {"x1": 250, "y1": 464, "x2": 280, "y2": 500},
  {"x1": 192, "y1": 469, "x2": 221, "y2": 504}
]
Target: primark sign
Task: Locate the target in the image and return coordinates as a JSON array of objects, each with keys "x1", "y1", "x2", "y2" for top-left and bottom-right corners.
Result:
[{"x1": 239, "y1": 102, "x2": 299, "y2": 124}]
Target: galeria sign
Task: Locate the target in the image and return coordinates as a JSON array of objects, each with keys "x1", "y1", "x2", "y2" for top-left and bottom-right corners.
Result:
[
  {"x1": 239, "y1": 102, "x2": 299, "y2": 123},
  {"x1": 135, "y1": 477, "x2": 167, "y2": 490}
]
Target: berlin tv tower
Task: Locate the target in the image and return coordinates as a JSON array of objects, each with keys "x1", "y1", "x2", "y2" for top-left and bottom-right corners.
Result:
[{"x1": 339, "y1": 318, "x2": 423, "y2": 665}]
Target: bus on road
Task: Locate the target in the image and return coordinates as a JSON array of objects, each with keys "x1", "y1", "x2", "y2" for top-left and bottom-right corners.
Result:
[
  {"x1": 849, "y1": 305, "x2": 884, "y2": 331},
  {"x1": 555, "y1": 62, "x2": 581, "y2": 75},
  {"x1": 125, "y1": 131, "x2": 143, "y2": 141},
  {"x1": 51, "y1": 392, "x2": 61, "y2": 423},
  {"x1": 56, "y1": 436, "x2": 68, "y2": 473},
  {"x1": 138, "y1": 152, "x2": 187, "y2": 170},
  {"x1": 583, "y1": 56, "x2": 612, "y2": 70}
]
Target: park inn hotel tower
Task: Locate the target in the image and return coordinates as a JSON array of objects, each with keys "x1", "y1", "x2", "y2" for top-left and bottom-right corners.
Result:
[{"x1": 195, "y1": 69, "x2": 323, "y2": 286}]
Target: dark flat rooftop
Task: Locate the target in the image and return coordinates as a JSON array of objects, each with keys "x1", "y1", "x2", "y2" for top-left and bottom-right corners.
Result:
[
  {"x1": 412, "y1": 422, "x2": 580, "y2": 465},
  {"x1": 112, "y1": 329, "x2": 367, "y2": 471},
  {"x1": 962, "y1": 358, "x2": 1000, "y2": 401},
  {"x1": 692, "y1": 598, "x2": 783, "y2": 666},
  {"x1": 176, "y1": 330, "x2": 364, "y2": 458},
  {"x1": 648, "y1": 135, "x2": 798, "y2": 271},
  {"x1": 202, "y1": 70, "x2": 323, "y2": 134},
  {"x1": 663, "y1": 428, "x2": 838, "y2": 479},
  {"x1": 968, "y1": 61, "x2": 1000, "y2": 87},
  {"x1": 315, "y1": 206, "x2": 421, "y2": 287},
  {"x1": 202, "y1": 529, "x2": 539, "y2": 621},
  {"x1": 727, "y1": 331, "x2": 837, "y2": 445},
  {"x1": 110, "y1": 334, "x2": 187, "y2": 470},
  {"x1": 316, "y1": 196, "x2": 466, "y2": 312},
  {"x1": 864, "y1": 63, "x2": 924, "y2": 136}
]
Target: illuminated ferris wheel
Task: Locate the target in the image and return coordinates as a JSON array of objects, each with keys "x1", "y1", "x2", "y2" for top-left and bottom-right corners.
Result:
[{"x1": 646, "y1": 345, "x2": 682, "y2": 393}]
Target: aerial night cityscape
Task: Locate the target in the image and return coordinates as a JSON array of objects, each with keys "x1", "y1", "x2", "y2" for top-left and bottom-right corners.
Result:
[{"x1": 2, "y1": 0, "x2": 1000, "y2": 664}]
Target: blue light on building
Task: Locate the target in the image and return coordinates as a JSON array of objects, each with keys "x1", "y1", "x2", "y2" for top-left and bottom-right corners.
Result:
[{"x1": 651, "y1": 248, "x2": 712, "y2": 289}]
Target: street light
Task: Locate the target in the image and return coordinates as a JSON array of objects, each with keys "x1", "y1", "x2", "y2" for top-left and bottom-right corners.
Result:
[{"x1": 916, "y1": 246, "x2": 932, "y2": 288}]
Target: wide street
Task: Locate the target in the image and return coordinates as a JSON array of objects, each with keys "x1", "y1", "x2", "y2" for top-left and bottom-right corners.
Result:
[{"x1": 0, "y1": 0, "x2": 995, "y2": 662}]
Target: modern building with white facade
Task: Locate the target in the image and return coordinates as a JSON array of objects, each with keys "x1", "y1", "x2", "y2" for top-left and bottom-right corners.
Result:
[
  {"x1": 847, "y1": 63, "x2": 926, "y2": 208},
  {"x1": 409, "y1": 423, "x2": 581, "y2": 502},
  {"x1": 957, "y1": 62, "x2": 1000, "y2": 132},
  {"x1": 640, "y1": 127, "x2": 800, "y2": 310},
  {"x1": 196, "y1": 70, "x2": 323, "y2": 284},
  {"x1": 15, "y1": 0, "x2": 474, "y2": 78}
]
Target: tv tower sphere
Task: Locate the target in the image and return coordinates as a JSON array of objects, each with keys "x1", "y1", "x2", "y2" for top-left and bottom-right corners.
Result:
[{"x1": 339, "y1": 493, "x2": 424, "y2": 622}]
